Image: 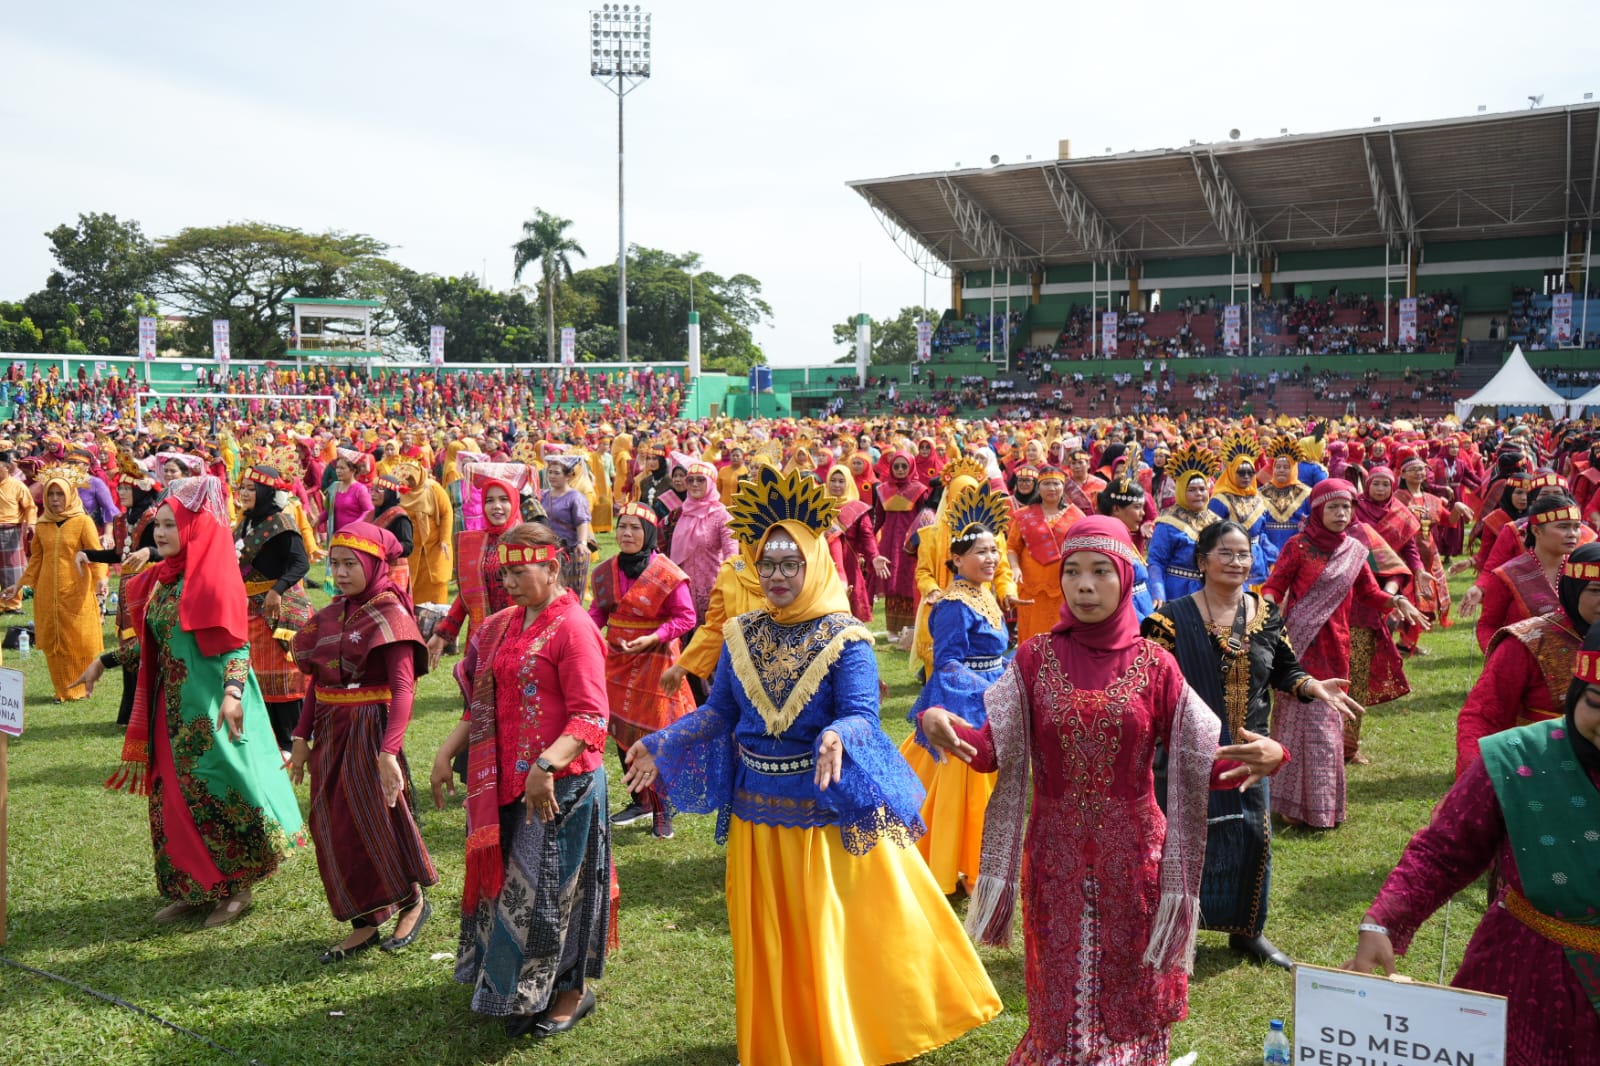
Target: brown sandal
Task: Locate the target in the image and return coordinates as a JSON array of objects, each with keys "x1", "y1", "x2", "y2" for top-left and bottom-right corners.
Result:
[
  {"x1": 154, "y1": 900, "x2": 204, "y2": 923},
  {"x1": 203, "y1": 889, "x2": 253, "y2": 928}
]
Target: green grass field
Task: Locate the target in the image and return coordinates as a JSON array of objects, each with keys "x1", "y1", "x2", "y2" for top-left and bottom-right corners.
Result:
[{"x1": 0, "y1": 548, "x2": 1484, "y2": 1065}]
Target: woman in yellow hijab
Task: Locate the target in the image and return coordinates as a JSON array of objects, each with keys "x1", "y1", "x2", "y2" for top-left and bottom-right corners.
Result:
[
  {"x1": 399, "y1": 465, "x2": 454, "y2": 605},
  {"x1": 622, "y1": 467, "x2": 1001, "y2": 1066},
  {"x1": 10, "y1": 470, "x2": 106, "y2": 700},
  {"x1": 911, "y1": 461, "x2": 1018, "y2": 675}
]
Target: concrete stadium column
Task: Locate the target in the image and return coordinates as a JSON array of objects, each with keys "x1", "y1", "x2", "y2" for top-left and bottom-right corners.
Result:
[
  {"x1": 855, "y1": 313, "x2": 870, "y2": 387},
  {"x1": 687, "y1": 310, "x2": 701, "y2": 378},
  {"x1": 1260, "y1": 256, "x2": 1274, "y2": 299},
  {"x1": 951, "y1": 275, "x2": 963, "y2": 318},
  {"x1": 1031, "y1": 269, "x2": 1042, "y2": 305},
  {"x1": 1127, "y1": 263, "x2": 1141, "y2": 312},
  {"x1": 1408, "y1": 245, "x2": 1420, "y2": 298}
]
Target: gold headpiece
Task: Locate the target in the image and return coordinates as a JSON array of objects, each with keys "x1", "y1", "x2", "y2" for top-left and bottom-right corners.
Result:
[
  {"x1": 1166, "y1": 443, "x2": 1220, "y2": 487},
  {"x1": 944, "y1": 483, "x2": 1011, "y2": 538},
  {"x1": 941, "y1": 455, "x2": 989, "y2": 486},
  {"x1": 1220, "y1": 431, "x2": 1258, "y2": 469},
  {"x1": 390, "y1": 460, "x2": 425, "y2": 490},
  {"x1": 1264, "y1": 436, "x2": 1304, "y2": 462},
  {"x1": 39, "y1": 462, "x2": 90, "y2": 489},
  {"x1": 727, "y1": 466, "x2": 839, "y2": 546}
]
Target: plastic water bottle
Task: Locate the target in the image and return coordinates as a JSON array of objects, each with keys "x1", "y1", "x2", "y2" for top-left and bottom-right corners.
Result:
[
  {"x1": 1264, "y1": 1019, "x2": 1291, "y2": 1064},
  {"x1": 17, "y1": 629, "x2": 30, "y2": 659}
]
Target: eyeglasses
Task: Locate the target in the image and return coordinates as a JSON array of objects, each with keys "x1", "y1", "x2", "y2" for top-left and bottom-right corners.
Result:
[
  {"x1": 1206, "y1": 550, "x2": 1253, "y2": 564},
  {"x1": 756, "y1": 559, "x2": 805, "y2": 578}
]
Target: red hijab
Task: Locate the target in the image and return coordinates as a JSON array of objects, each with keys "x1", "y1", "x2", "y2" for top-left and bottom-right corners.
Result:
[
  {"x1": 1303, "y1": 478, "x2": 1357, "y2": 553},
  {"x1": 1049, "y1": 515, "x2": 1143, "y2": 690},
  {"x1": 152, "y1": 489, "x2": 249, "y2": 658}
]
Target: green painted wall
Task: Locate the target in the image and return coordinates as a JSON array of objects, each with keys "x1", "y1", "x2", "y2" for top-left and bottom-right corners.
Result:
[
  {"x1": 1423, "y1": 236, "x2": 1560, "y2": 262},
  {"x1": 1276, "y1": 247, "x2": 1386, "y2": 271},
  {"x1": 1141, "y1": 254, "x2": 1236, "y2": 279}
]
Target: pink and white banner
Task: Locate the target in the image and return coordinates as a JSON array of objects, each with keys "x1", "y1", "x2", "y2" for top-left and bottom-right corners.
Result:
[
  {"x1": 915, "y1": 320, "x2": 932, "y2": 362},
  {"x1": 1101, "y1": 311, "x2": 1118, "y2": 355},
  {"x1": 1398, "y1": 297, "x2": 1418, "y2": 345},
  {"x1": 138, "y1": 316, "x2": 157, "y2": 361},
  {"x1": 1553, "y1": 292, "x2": 1573, "y2": 344},
  {"x1": 561, "y1": 327, "x2": 576, "y2": 365},
  {"x1": 212, "y1": 319, "x2": 230, "y2": 362},
  {"x1": 429, "y1": 325, "x2": 445, "y2": 366},
  {"x1": 1223, "y1": 305, "x2": 1241, "y2": 349}
]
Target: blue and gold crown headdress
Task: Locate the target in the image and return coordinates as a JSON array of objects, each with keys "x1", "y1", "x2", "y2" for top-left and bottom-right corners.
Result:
[
  {"x1": 1219, "y1": 430, "x2": 1258, "y2": 470},
  {"x1": 941, "y1": 455, "x2": 989, "y2": 486},
  {"x1": 944, "y1": 482, "x2": 1011, "y2": 538},
  {"x1": 1166, "y1": 442, "x2": 1219, "y2": 486},
  {"x1": 1264, "y1": 435, "x2": 1304, "y2": 462},
  {"x1": 727, "y1": 465, "x2": 839, "y2": 546}
]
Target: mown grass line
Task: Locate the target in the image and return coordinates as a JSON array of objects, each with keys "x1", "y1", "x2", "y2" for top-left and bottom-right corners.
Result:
[{"x1": 0, "y1": 547, "x2": 1482, "y2": 1065}]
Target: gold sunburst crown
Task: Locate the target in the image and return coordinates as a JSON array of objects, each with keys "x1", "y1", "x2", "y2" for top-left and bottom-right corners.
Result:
[
  {"x1": 39, "y1": 462, "x2": 90, "y2": 489},
  {"x1": 390, "y1": 460, "x2": 425, "y2": 490},
  {"x1": 727, "y1": 466, "x2": 839, "y2": 545},
  {"x1": 1220, "y1": 431, "x2": 1258, "y2": 469},
  {"x1": 944, "y1": 482, "x2": 1011, "y2": 538},
  {"x1": 1264, "y1": 435, "x2": 1304, "y2": 462},
  {"x1": 942, "y1": 455, "x2": 989, "y2": 486},
  {"x1": 1166, "y1": 442, "x2": 1219, "y2": 485}
]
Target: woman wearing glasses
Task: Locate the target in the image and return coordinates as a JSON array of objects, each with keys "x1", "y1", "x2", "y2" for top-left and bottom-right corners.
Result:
[{"x1": 1142, "y1": 520, "x2": 1359, "y2": 969}]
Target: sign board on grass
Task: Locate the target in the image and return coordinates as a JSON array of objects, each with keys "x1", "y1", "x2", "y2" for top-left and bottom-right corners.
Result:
[
  {"x1": 1293, "y1": 963, "x2": 1505, "y2": 1065},
  {"x1": 0, "y1": 667, "x2": 22, "y2": 737}
]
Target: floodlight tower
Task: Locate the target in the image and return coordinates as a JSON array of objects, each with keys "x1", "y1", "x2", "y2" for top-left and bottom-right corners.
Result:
[{"x1": 590, "y1": 5, "x2": 652, "y2": 362}]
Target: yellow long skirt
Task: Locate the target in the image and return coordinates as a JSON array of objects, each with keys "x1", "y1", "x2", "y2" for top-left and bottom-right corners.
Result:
[
  {"x1": 899, "y1": 735, "x2": 995, "y2": 894},
  {"x1": 726, "y1": 816, "x2": 1002, "y2": 1066}
]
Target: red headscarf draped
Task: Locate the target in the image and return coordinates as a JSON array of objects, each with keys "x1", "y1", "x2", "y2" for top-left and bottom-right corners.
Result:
[
  {"x1": 1304, "y1": 478, "x2": 1357, "y2": 553},
  {"x1": 1049, "y1": 515, "x2": 1143, "y2": 690}
]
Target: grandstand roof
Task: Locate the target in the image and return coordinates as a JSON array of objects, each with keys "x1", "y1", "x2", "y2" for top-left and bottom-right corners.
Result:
[{"x1": 848, "y1": 104, "x2": 1600, "y2": 272}]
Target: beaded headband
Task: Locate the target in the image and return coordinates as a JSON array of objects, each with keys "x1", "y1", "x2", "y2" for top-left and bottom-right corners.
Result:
[
  {"x1": 330, "y1": 532, "x2": 385, "y2": 560},
  {"x1": 246, "y1": 466, "x2": 295, "y2": 493},
  {"x1": 1314, "y1": 488, "x2": 1355, "y2": 505},
  {"x1": 1035, "y1": 468, "x2": 1067, "y2": 483},
  {"x1": 762, "y1": 537, "x2": 799, "y2": 552},
  {"x1": 499, "y1": 543, "x2": 561, "y2": 566},
  {"x1": 616, "y1": 502, "x2": 658, "y2": 528},
  {"x1": 1531, "y1": 506, "x2": 1582, "y2": 526},
  {"x1": 1059, "y1": 532, "x2": 1140, "y2": 567},
  {"x1": 1564, "y1": 558, "x2": 1600, "y2": 581},
  {"x1": 1574, "y1": 649, "x2": 1600, "y2": 684}
]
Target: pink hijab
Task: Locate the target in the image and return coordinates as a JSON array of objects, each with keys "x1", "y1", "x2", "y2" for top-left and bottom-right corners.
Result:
[{"x1": 1049, "y1": 515, "x2": 1143, "y2": 689}]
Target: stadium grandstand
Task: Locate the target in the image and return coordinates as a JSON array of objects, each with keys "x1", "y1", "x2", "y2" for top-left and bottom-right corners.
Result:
[{"x1": 848, "y1": 102, "x2": 1600, "y2": 421}]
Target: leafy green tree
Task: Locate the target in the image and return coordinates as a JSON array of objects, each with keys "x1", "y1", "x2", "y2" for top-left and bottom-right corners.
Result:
[
  {"x1": 566, "y1": 247, "x2": 771, "y2": 373},
  {"x1": 511, "y1": 210, "x2": 586, "y2": 363},
  {"x1": 387, "y1": 270, "x2": 542, "y2": 363},
  {"x1": 155, "y1": 223, "x2": 392, "y2": 360},
  {"x1": 41, "y1": 213, "x2": 159, "y2": 354},
  {"x1": 831, "y1": 306, "x2": 942, "y2": 365}
]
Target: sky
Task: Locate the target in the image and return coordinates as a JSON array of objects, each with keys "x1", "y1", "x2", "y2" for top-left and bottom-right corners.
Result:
[{"x1": 3, "y1": 0, "x2": 1598, "y2": 366}]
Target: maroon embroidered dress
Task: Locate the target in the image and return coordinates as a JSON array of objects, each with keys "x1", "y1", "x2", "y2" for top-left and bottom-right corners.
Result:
[
  {"x1": 1457, "y1": 612, "x2": 1579, "y2": 777},
  {"x1": 834, "y1": 499, "x2": 884, "y2": 623},
  {"x1": 293, "y1": 588, "x2": 438, "y2": 925},
  {"x1": 950, "y1": 636, "x2": 1220, "y2": 1064},
  {"x1": 1262, "y1": 533, "x2": 1401, "y2": 827}
]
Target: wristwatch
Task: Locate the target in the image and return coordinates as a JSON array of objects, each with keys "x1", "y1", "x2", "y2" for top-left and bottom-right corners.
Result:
[{"x1": 534, "y1": 757, "x2": 558, "y2": 775}]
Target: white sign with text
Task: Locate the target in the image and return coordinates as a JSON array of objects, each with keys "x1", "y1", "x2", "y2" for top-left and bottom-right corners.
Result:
[
  {"x1": 0, "y1": 667, "x2": 22, "y2": 737},
  {"x1": 1293, "y1": 964, "x2": 1505, "y2": 1066}
]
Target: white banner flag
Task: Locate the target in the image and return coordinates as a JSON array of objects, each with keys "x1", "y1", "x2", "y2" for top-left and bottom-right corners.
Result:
[
  {"x1": 1223, "y1": 304, "x2": 1242, "y2": 349},
  {"x1": 212, "y1": 319, "x2": 230, "y2": 362},
  {"x1": 429, "y1": 325, "x2": 445, "y2": 366},
  {"x1": 1553, "y1": 292, "x2": 1574, "y2": 344},
  {"x1": 1101, "y1": 311, "x2": 1118, "y2": 355},
  {"x1": 1398, "y1": 297, "x2": 1418, "y2": 345},
  {"x1": 138, "y1": 316, "x2": 158, "y2": 361},
  {"x1": 915, "y1": 320, "x2": 932, "y2": 362},
  {"x1": 561, "y1": 327, "x2": 576, "y2": 365}
]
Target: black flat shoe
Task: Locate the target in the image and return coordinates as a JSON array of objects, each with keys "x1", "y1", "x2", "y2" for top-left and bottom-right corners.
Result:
[
  {"x1": 532, "y1": 987, "x2": 596, "y2": 1038},
  {"x1": 381, "y1": 898, "x2": 431, "y2": 952},
  {"x1": 320, "y1": 930, "x2": 380, "y2": 964},
  {"x1": 1230, "y1": 933, "x2": 1293, "y2": 970},
  {"x1": 505, "y1": 1011, "x2": 547, "y2": 1038}
]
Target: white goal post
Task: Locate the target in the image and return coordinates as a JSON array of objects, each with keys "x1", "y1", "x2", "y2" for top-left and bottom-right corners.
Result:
[{"x1": 133, "y1": 391, "x2": 338, "y2": 431}]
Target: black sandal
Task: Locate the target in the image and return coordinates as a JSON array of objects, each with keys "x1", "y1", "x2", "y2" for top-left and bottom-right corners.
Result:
[
  {"x1": 381, "y1": 896, "x2": 431, "y2": 952},
  {"x1": 319, "y1": 928, "x2": 380, "y2": 964}
]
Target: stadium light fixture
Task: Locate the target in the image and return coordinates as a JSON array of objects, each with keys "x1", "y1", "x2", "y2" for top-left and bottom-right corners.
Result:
[
  {"x1": 590, "y1": 5, "x2": 653, "y2": 362},
  {"x1": 1477, "y1": 105, "x2": 1487, "y2": 112},
  {"x1": 1585, "y1": 92, "x2": 1594, "y2": 101}
]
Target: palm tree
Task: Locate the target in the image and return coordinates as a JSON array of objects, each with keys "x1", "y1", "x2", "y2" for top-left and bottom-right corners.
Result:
[{"x1": 511, "y1": 209, "x2": 586, "y2": 363}]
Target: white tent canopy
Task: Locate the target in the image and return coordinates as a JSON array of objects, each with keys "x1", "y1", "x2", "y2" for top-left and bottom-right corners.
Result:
[
  {"x1": 1567, "y1": 380, "x2": 1600, "y2": 419},
  {"x1": 1453, "y1": 346, "x2": 1568, "y2": 420}
]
